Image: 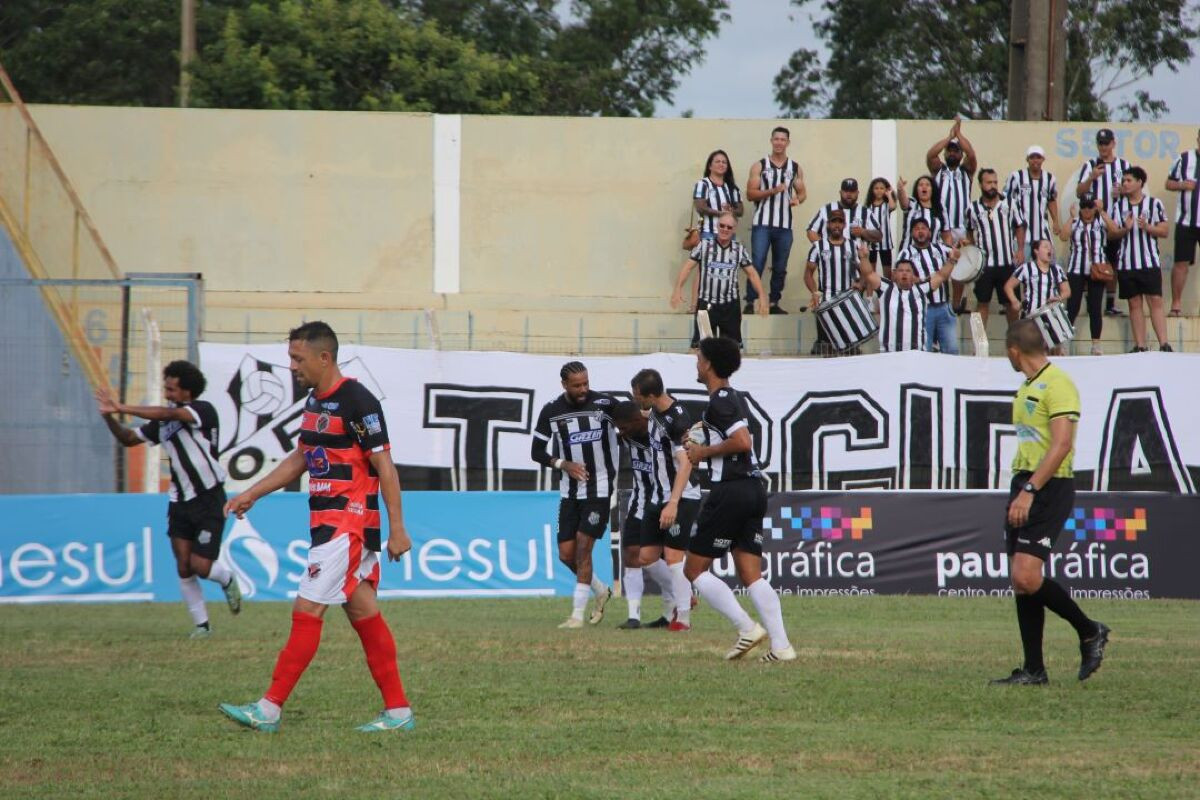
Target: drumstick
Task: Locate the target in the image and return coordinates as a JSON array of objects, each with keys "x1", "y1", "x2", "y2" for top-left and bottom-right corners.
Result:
[
  {"x1": 969, "y1": 312, "x2": 989, "y2": 357},
  {"x1": 696, "y1": 309, "x2": 715, "y2": 340}
]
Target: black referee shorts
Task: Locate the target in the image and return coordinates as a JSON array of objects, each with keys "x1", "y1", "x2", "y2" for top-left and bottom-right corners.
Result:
[
  {"x1": 1174, "y1": 225, "x2": 1200, "y2": 265},
  {"x1": 1117, "y1": 268, "x2": 1162, "y2": 299},
  {"x1": 558, "y1": 497, "x2": 610, "y2": 543},
  {"x1": 166, "y1": 484, "x2": 228, "y2": 560},
  {"x1": 691, "y1": 299, "x2": 743, "y2": 347},
  {"x1": 1004, "y1": 473, "x2": 1075, "y2": 562},
  {"x1": 689, "y1": 479, "x2": 767, "y2": 559}
]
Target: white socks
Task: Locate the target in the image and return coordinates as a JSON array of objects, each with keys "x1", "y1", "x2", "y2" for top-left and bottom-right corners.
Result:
[
  {"x1": 571, "y1": 583, "x2": 590, "y2": 620},
  {"x1": 693, "y1": 571, "x2": 754, "y2": 633},
  {"x1": 590, "y1": 577, "x2": 607, "y2": 598},
  {"x1": 179, "y1": 575, "x2": 207, "y2": 626},
  {"x1": 206, "y1": 559, "x2": 233, "y2": 587},
  {"x1": 643, "y1": 559, "x2": 673, "y2": 619},
  {"x1": 747, "y1": 579, "x2": 791, "y2": 652},
  {"x1": 670, "y1": 560, "x2": 692, "y2": 624},
  {"x1": 623, "y1": 567, "x2": 644, "y2": 621}
]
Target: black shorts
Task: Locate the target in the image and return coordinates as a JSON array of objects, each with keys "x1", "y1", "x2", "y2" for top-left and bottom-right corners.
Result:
[
  {"x1": 640, "y1": 498, "x2": 701, "y2": 549},
  {"x1": 558, "y1": 497, "x2": 610, "y2": 543},
  {"x1": 689, "y1": 479, "x2": 767, "y2": 559},
  {"x1": 1117, "y1": 268, "x2": 1162, "y2": 299},
  {"x1": 166, "y1": 485, "x2": 228, "y2": 560},
  {"x1": 1173, "y1": 225, "x2": 1199, "y2": 265},
  {"x1": 1103, "y1": 240, "x2": 1121, "y2": 270},
  {"x1": 691, "y1": 299, "x2": 743, "y2": 347},
  {"x1": 1004, "y1": 473, "x2": 1075, "y2": 561},
  {"x1": 974, "y1": 264, "x2": 1014, "y2": 304}
]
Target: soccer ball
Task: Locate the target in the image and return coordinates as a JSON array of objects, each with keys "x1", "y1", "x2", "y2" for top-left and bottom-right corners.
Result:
[
  {"x1": 687, "y1": 422, "x2": 706, "y2": 445},
  {"x1": 239, "y1": 370, "x2": 286, "y2": 416}
]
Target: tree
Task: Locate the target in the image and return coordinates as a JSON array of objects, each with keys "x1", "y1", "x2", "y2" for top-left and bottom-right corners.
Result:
[{"x1": 776, "y1": 0, "x2": 1200, "y2": 121}]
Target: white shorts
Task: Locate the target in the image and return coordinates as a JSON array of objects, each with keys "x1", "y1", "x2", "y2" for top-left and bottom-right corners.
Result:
[{"x1": 297, "y1": 535, "x2": 380, "y2": 606}]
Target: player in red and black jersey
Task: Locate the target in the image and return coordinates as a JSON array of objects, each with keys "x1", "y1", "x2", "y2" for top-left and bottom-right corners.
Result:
[{"x1": 219, "y1": 322, "x2": 416, "y2": 734}]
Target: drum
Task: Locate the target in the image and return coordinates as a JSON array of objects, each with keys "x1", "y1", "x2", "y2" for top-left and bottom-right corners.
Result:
[
  {"x1": 816, "y1": 290, "x2": 879, "y2": 351},
  {"x1": 951, "y1": 245, "x2": 984, "y2": 283},
  {"x1": 1031, "y1": 302, "x2": 1074, "y2": 349}
]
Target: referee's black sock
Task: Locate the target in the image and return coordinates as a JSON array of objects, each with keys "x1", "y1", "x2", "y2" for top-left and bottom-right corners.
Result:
[
  {"x1": 1015, "y1": 594, "x2": 1045, "y2": 674},
  {"x1": 1035, "y1": 579, "x2": 1094, "y2": 638}
]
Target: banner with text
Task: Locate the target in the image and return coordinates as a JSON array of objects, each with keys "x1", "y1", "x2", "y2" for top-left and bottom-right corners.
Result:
[{"x1": 199, "y1": 344, "x2": 1199, "y2": 494}]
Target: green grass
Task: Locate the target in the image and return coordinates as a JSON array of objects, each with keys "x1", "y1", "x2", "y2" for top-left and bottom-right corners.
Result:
[{"x1": 1, "y1": 596, "x2": 1197, "y2": 799}]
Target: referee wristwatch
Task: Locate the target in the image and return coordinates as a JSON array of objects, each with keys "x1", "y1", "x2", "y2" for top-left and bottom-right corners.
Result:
[{"x1": 1021, "y1": 481, "x2": 1038, "y2": 495}]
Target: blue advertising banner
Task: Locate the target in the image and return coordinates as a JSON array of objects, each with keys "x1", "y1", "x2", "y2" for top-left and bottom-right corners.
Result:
[{"x1": 0, "y1": 493, "x2": 604, "y2": 603}]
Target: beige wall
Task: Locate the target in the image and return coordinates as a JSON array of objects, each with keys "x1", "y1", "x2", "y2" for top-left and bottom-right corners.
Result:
[{"x1": 17, "y1": 106, "x2": 1200, "y2": 339}]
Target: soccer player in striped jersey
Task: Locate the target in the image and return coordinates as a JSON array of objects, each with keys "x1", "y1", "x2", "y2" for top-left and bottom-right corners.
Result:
[
  {"x1": 220, "y1": 322, "x2": 415, "y2": 733},
  {"x1": 684, "y1": 336, "x2": 792, "y2": 663},
  {"x1": 1058, "y1": 194, "x2": 1108, "y2": 354},
  {"x1": 1165, "y1": 128, "x2": 1200, "y2": 316},
  {"x1": 1074, "y1": 128, "x2": 1130, "y2": 317},
  {"x1": 745, "y1": 126, "x2": 807, "y2": 315},
  {"x1": 96, "y1": 360, "x2": 241, "y2": 637},
  {"x1": 926, "y1": 118, "x2": 978, "y2": 242},
  {"x1": 1005, "y1": 145, "x2": 1062, "y2": 260},
  {"x1": 966, "y1": 169, "x2": 1026, "y2": 326},
  {"x1": 992, "y1": 320, "x2": 1109, "y2": 686},
  {"x1": 531, "y1": 361, "x2": 619, "y2": 628},
  {"x1": 864, "y1": 177, "x2": 898, "y2": 276},
  {"x1": 693, "y1": 149, "x2": 743, "y2": 240},
  {"x1": 1005, "y1": 240, "x2": 1071, "y2": 354},
  {"x1": 631, "y1": 369, "x2": 702, "y2": 632},
  {"x1": 1105, "y1": 166, "x2": 1171, "y2": 352},
  {"x1": 672, "y1": 210, "x2": 768, "y2": 348},
  {"x1": 896, "y1": 217, "x2": 958, "y2": 354},
  {"x1": 859, "y1": 251, "x2": 957, "y2": 353}
]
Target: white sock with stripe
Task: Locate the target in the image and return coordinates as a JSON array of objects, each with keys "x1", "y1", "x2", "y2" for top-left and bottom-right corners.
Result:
[
  {"x1": 693, "y1": 571, "x2": 753, "y2": 633},
  {"x1": 670, "y1": 561, "x2": 692, "y2": 624},
  {"x1": 642, "y1": 559, "x2": 674, "y2": 618},
  {"x1": 747, "y1": 578, "x2": 791, "y2": 652},
  {"x1": 623, "y1": 567, "x2": 643, "y2": 621},
  {"x1": 179, "y1": 576, "x2": 208, "y2": 626},
  {"x1": 571, "y1": 583, "x2": 590, "y2": 621}
]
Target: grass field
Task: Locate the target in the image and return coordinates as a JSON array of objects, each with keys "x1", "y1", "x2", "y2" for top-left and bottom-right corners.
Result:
[{"x1": 1, "y1": 595, "x2": 1197, "y2": 799}]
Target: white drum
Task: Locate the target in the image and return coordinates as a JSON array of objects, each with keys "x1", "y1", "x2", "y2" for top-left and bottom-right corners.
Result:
[
  {"x1": 1031, "y1": 302, "x2": 1074, "y2": 348},
  {"x1": 951, "y1": 245, "x2": 984, "y2": 283},
  {"x1": 816, "y1": 290, "x2": 879, "y2": 351}
]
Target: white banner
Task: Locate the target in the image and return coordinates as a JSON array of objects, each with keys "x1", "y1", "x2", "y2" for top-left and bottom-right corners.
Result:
[{"x1": 198, "y1": 344, "x2": 1199, "y2": 494}]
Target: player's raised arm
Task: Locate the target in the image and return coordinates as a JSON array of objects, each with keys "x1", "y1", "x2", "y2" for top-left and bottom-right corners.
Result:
[{"x1": 224, "y1": 448, "x2": 307, "y2": 518}]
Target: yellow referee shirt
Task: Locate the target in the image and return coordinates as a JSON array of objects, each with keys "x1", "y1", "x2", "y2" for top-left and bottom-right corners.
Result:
[{"x1": 1012, "y1": 363, "x2": 1080, "y2": 478}]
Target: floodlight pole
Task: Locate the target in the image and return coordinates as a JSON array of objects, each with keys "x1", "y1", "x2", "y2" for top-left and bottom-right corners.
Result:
[{"x1": 180, "y1": 0, "x2": 196, "y2": 107}]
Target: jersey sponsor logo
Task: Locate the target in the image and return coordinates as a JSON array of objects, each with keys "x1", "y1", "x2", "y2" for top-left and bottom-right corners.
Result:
[
  {"x1": 309, "y1": 480, "x2": 332, "y2": 493},
  {"x1": 631, "y1": 459, "x2": 654, "y2": 473},
  {"x1": 712, "y1": 538, "x2": 732, "y2": 549},
  {"x1": 593, "y1": 397, "x2": 612, "y2": 406},
  {"x1": 305, "y1": 446, "x2": 331, "y2": 477},
  {"x1": 160, "y1": 420, "x2": 183, "y2": 440},
  {"x1": 568, "y1": 429, "x2": 604, "y2": 444},
  {"x1": 320, "y1": 401, "x2": 339, "y2": 410},
  {"x1": 348, "y1": 501, "x2": 364, "y2": 516},
  {"x1": 362, "y1": 413, "x2": 383, "y2": 435},
  {"x1": 316, "y1": 412, "x2": 331, "y2": 433}
]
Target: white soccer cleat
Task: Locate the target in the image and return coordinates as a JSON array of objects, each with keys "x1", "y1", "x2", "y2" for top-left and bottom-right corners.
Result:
[
  {"x1": 588, "y1": 586, "x2": 612, "y2": 625},
  {"x1": 760, "y1": 646, "x2": 797, "y2": 663},
  {"x1": 724, "y1": 623, "x2": 767, "y2": 660},
  {"x1": 558, "y1": 617, "x2": 584, "y2": 629}
]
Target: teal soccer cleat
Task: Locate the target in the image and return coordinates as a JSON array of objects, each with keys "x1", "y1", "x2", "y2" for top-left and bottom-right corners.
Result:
[
  {"x1": 219, "y1": 702, "x2": 280, "y2": 733},
  {"x1": 355, "y1": 710, "x2": 416, "y2": 733}
]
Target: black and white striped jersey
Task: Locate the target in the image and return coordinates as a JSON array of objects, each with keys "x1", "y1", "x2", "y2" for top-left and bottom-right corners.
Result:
[
  {"x1": 532, "y1": 391, "x2": 619, "y2": 499},
  {"x1": 936, "y1": 165, "x2": 972, "y2": 229},
  {"x1": 692, "y1": 178, "x2": 743, "y2": 235},
  {"x1": 689, "y1": 237, "x2": 752, "y2": 304},
  {"x1": 1066, "y1": 216, "x2": 1107, "y2": 276},
  {"x1": 751, "y1": 157, "x2": 800, "y2": 228},
  {"x1": 1109, "y1": 195, "x2": 1167, "y2": 271},
  {"x1": 1013, "y1": 261, "x2": 1068, "y2": 317},
  {"x1": 806, "y1": 203, "x2": 878, "y2": 244},
  {"x1": 865, "y1": 202, "x2": 894, "y2": 251},
  {"x1": 876, "y1": 278, "x2": 933, "y2": 353},
  {"x1": 136, "y1": 401, "x2": 226, "y2": 503},
  {"x1": 1005, "y1": 168, "x2": 1059, "y2": 242},
  {"x1": 896, "y1": 242, "x2": 952, "y2": 304},
  {"x1": 699, "y1": 388, "x2": 762, "y2": 483},
  {"x1": 966, "y1": 199, "x2": 1025, "y2": 267},
  {"x1": 1168, "y1": 149, "x2": 1200, "y2": 227},
  {"x1": 648, "y1": 402, "x2": 701, "y2": 506},
  {"x1": 1075, "y1": 157, "x2": 1131, "y2": 213},
  {"x1": 622, "y1": 432, "x2": 655, "y2": 522},
  {"x1": 898, "y1": 204, "x2": 947, "y2": 251},
  {"x1": 808, "y1": 238, "x2": 861, "y2": 296}
]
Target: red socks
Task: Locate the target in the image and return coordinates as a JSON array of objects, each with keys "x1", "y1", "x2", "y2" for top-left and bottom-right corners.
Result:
[
  {"x1": 351, "y1": 612, "x2": 409, "y2": 710},
  {"x1": 264, "y1": 611, "x2": 324, "y2": 706}
]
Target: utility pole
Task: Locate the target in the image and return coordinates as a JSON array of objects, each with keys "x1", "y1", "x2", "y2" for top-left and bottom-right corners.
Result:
[
  {"x1": 1007, "y1": 0, "x2": 1067, "y2": 120},
  {"x1": 180, "y1": 0, "x2": 196, "y2": 107}
]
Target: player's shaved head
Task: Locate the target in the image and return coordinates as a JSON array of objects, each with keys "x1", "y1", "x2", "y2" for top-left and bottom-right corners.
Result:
[
  {"x1": 289, "y1": 321, "x2": 339, "y2": 359},
  {"x1": 1006, "y1": 319, "x2": 1046, "y2": 355}
]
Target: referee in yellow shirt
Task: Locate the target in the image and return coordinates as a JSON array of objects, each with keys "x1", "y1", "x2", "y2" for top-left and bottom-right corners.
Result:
[{"x1": 993, "y1": 320, "x2": 1111, "y2": 685}]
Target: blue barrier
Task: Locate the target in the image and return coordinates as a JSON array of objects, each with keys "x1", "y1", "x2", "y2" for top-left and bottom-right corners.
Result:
[{"x1": 0, "y1": 493, "x2": 607, "y2": 603}]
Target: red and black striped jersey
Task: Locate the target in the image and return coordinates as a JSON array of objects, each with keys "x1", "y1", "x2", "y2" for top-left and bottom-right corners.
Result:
[{"x1": 299, "y1": 378, "x2": 389, "y2": 552}]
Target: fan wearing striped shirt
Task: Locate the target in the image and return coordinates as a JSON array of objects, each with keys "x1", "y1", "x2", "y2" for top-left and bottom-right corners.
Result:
[
  {"x1": 1005, "y1": 145, "x2": 1062, "y2": 261},
  {"x1": 896, "y1": 175, "x2": 951, "y2": 251},
  {"x1": 1058, "y1": 194, "x2": 1109, "y2": 355},
  {"x1": 965, "y1": 168, "x2": 1026, "y2": 326},
  {"x1": 1165, "y1": 128, "x2": 1200, "y2": 316},
  {"x1": 864, "y1": 177, "x2": 898, "y2": 276},
  {"x1": 96, "y1": 360, "x2": 241, "y2": 638},
  {"x1": 1074, "y1": 128, "x2": 1130, "y2": 318},
  {"x1": 805, "y1": 178, "x2": 883, "y2": 247},
  {"x1": 858, "y1": 251, "x2": 957, "y2": 353},
  {"x1": 926, "y1": 118, "x2": 978, "y2": 243},
  {"x1": 804, "y1": 209, "x2": 864, "y2": 355},
  {"x1": 672, "y1": 210, "x2": 768, "y2": 348},
  {"x1": 895, "y1": 217, "x2": 958, "y2": 354},
  {"x1": 745, "y1": 126, "x2": 807, "y2": 315},
  {"x1": 1004, "y1": 240, "x2": 1071, "y2": 354},
  {"x1": 1105, "y1": 166, "x2": 1172, "y2": 352},
  {"x1": 692, "y1": 149, "x2": 744, "y2": 241}
]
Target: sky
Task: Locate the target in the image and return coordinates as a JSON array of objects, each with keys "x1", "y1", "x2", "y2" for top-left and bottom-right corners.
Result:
[{"x1": 655, "y1": 0, "x2": 1200, "y2": 123}]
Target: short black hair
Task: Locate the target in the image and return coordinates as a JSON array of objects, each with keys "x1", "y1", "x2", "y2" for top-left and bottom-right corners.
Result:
[
  {"x1": 1006, "y1": 319, "x2": 1046, "y2": 355},
  {"x1": 978, "y1": 168, "x2": 997, "y2": 185},
  {"x1": 771, "y1": 125, "x2": 790, "y2": 139},
  {"x1": 163, "y1": 360, "x2": 206, "y2": 398},
  {"x1": 699, "y1": 336, "x2": 742, "y2": 379},
  {"x1": 560, "y1": 361, "x2": 587, "y2": 381},
  {"x1": 1125, "y1": 165, "x2": 1147, "y2": 185},
  {"x1": 289, "y1": 320, "x2": 339, "y2": 358},
  {"x1": 611, "y1": 400, "x2": 643, "y2": 424},
  {"x1": 631, "y1": 368, "x2": 664, "y2": 397}
]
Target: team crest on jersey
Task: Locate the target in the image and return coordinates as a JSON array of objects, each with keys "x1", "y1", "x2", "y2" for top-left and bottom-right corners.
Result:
[
  {"x1": 316, "y1": 412, "x2": 331, "y2": 433},
  {"x1": 305, "y1": 446, "x2": 331, "y2": 477},
  {"x1": 308, "y1": 562, "x2": 322, "y2": 579}
]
